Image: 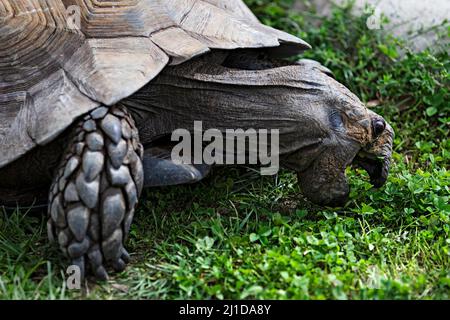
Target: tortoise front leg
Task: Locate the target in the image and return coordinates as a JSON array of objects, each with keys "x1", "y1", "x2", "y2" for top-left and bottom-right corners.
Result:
[{"x1": 47, "y1": 105, "x2": 144, "y2": 280}]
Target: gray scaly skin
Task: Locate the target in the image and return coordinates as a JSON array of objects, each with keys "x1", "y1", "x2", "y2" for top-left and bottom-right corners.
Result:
[{"x1": 47, "y1": 105, "x2": 144, "y2": 280}]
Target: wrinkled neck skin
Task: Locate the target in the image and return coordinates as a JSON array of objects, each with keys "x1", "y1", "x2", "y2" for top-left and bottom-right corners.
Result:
[{"x1": 124, "y1": 51, "x2": 394, "y2": 206}]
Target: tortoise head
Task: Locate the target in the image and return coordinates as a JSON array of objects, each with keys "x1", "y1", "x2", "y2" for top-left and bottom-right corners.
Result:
[{"x1": 281, "y1": 60, "x2": 394, "y2": 206}]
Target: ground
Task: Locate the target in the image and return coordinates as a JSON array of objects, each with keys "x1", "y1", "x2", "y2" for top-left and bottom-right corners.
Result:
[
  {"x1": 294, "y1": 0, "x2": 450, "y2": 51},
  {"x1": 0, "y1": 1, "x2": 448, "y2": 299}
]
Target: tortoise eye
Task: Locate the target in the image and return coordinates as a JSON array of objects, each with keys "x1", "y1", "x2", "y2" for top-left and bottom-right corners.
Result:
[
  {"x1": 372, "y1": 118, "x2": 386, "y2": 137},
  {"x1": 329, "y1": 112, "x2": 344, "y2": 130}
]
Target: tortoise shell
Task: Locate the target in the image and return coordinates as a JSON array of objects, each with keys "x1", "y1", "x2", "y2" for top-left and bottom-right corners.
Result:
[{"x1": 0, "y1": 0, "x2": 309, "y2": 168}]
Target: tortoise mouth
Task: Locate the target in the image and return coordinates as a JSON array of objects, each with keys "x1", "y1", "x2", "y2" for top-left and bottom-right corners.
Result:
[{"x1": 352, "y1": 151, "x2": 390, "y2": 188}]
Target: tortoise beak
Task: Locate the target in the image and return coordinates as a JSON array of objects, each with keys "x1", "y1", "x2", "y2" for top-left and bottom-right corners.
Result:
[
  {"x1": 353, "y1": 153, "x2": 390, "y2": 187},
  {"x1": 353, "y1": 120, "x2": 394, "y2": 188}
]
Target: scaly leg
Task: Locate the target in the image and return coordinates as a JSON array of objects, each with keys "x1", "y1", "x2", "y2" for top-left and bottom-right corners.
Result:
[{"x1": 47, "y1": 105, "x2": 144, "y2": 280}]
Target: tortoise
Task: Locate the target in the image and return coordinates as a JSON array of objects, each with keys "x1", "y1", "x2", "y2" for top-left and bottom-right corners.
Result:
[{"x1": 0, "y1": 0, "x2": 394, "y2": 280}]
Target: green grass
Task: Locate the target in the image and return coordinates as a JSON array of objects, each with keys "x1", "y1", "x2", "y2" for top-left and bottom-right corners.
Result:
[{"x1": 0, "y1": 1, "x2": 449, "y2": 299}]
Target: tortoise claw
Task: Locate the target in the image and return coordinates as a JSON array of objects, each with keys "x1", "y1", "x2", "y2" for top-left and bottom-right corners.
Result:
[
  {"x1": 94, "y1": 266, "x2": 109, "y2": 282},
  {"x1": 112, "y1": 259, "x2": 127, "y2": 272},
  {"x1": 121, "y1": 248, "x2": 131, "y2": 264}
]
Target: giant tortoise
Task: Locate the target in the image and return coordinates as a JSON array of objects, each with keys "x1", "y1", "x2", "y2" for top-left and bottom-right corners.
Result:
[{"x1": 0, "y1": 0, "x2": 394, "y2": 279}]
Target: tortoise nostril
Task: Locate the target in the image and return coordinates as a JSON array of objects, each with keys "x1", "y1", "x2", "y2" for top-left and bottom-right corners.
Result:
[{"x1": 373, "y1": 119, "x2": 386, "y2": 137}]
